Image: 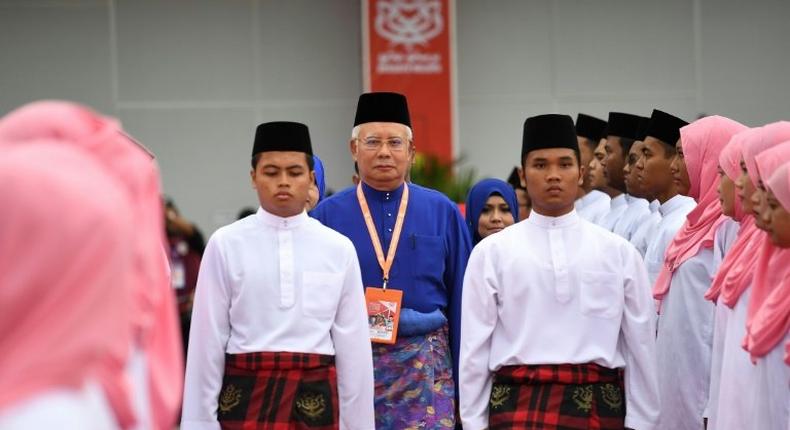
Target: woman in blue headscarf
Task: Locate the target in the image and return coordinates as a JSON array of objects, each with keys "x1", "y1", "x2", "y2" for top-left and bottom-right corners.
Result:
[
  {"x1": 465, "y1": 178, "x2": 519, "y2": 245},
  {"x1": 306, "y1": 155, "x2": 326, "y2": 211}
]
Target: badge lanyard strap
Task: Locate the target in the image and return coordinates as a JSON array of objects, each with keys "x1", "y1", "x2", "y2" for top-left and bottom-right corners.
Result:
[{"x1": 356, "y1": 182, "x2": 409, "y2": 290}]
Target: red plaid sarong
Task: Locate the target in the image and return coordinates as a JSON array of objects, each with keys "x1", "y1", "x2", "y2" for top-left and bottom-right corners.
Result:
[
  {"x1": 217, "y1": 351, "x2": 338, "y2": 430},
  {"x1": 488, "y1": 363, "x2": 625, "y2": 430}
]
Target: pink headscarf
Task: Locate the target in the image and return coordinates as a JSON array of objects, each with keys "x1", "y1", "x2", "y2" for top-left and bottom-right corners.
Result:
[
  {"x1": 0, "y1": 144, "x2": 134, "y2": 417},
  {"x1": 769, "y1": 162, "x2": 790, "y2": 210},
  {"x1": 705, "y1": 130, "x2": 764, "y2": 304},
  {"x1": 743, "y1": 121, "x2": 790, "y2": 186},
  {"x1": 653, "y1": 116, "x2": 747, "y2": 300},
  {"x1": 743, "y1": 154, "x2": 790, "y2": 361},
  {"x1": 0, "y1": 101, "x2": 183, "y2": 430}
]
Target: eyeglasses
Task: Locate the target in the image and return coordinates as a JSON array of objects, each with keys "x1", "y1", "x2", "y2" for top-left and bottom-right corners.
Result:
[{"x1": 356, "y1": 137, "x2": 409, "y2": 152}]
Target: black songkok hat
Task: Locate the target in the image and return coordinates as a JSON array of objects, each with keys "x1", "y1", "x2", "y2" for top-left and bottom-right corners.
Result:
[
  {"x1": 606, "y1": 112, "x2": 643, "y2": 140},
  {"x1": 521, "y1": 114, "x2": 579, "y2": 158},
  {"x1": 636, "y1": 116, "x2": 650, "y2": 141},
  {"x1": 575, "y1": 113, "x2": 608, "y2": 142},
  {"x1": 645, "y1": 109, "x2": 688, "y2": 145},
  {"x1": 252, "y1": 121, "x2": 313, "y2": 157},
  {"x1": 353, "y1": 92, "x2": 411, "y2": 128},
  {"x1": 507, "y1": 167, "x2": 524, "y2": 190}
]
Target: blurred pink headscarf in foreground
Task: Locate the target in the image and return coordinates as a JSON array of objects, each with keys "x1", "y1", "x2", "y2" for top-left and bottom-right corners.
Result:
[
  {"x1": 0, "y1": 101, "x2": 182, "y2": 429},
  {"x1": 0, "y1": 144, "x2": 134, "y2": 421}
]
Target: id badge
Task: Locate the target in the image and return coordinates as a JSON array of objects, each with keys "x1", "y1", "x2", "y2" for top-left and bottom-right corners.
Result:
[{"x1": 365, "y1": 287, "x2": 402, "y2": 344}]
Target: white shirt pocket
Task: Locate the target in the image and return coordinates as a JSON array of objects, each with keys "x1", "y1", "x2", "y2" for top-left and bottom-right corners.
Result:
[
  {"x1": 579, "y1": 271, "x2": 624, "y2": 319},
  {"x1": 301, "y1": 271, "x2": 344, "y2": 319}
]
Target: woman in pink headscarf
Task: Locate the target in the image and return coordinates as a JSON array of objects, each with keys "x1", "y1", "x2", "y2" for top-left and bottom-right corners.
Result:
[
  {"x1": 701, "y1": 128, "x2": 767, "y2": 430},
  {"x1": 0, "y1": 101, "x2": 183, "y2": 430},
  {"x1": 743, "y1": 141, "x2": 790, "y2": 430},
  {"x1": 652, "y1": 115, "x2": 747, "y2": 430},
  {"x1": 0, "y1": 144, "x2": 134, "y2": 429}
]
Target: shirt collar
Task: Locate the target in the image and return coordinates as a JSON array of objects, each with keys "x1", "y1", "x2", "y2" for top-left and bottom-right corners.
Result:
[
  {"x1": 361, "y1": 181, "x2": 405, "y2": 203},
  {"x1": 256, "y1": 206, "x2": 308, "y2": 230},
  {"x1": 610, "y1": 193, "x2": 628, "y2": 209},
  {"x1": 526, "y1": 208, "x2": 580, "y2": 229},
  {"x1": 659, "y1": 194, "x2": 695, "y2": 217}
]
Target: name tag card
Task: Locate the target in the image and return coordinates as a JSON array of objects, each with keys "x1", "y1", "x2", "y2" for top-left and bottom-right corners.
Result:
[{"x1": 365, "y1": 287, "x2": 402, "y2": 344}]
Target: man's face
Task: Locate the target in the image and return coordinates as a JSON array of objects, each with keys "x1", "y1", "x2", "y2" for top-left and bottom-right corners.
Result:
[
  {"x1": 577, "y1": 137, "x2": 594, "y2": 192},
  {"x1": 520, "y1": 148, "x2": 582, "y2": 217},
  {"x1": 636, "y1": 137, "x2": 677, "y2": 202},
  {"x1": 250, "y1": 151, "x2": 314, "y2": 218},
  {"x1": 603, "y1": 136, "x2": 626, "y2": 191},
  {"x1": 588, "y1": 139, "x2": 608, "y2": 190},
  {"x1": 350, "y1": 122, "x2": 413, "y2": 191},
  {"x1": 624, "y1": 140, "x2": 645, "y2": 198},
  {"x1": 515, "y1": 187, "x2": 531, "y2": 221},
  {"x1": 670, "y1": 138, "x2": 691, "y2": 197}
]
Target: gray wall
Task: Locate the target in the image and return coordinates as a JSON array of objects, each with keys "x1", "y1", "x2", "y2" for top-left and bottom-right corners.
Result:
[{"x1": 2, "y1": 0, "x2": 788, "y2": 234}]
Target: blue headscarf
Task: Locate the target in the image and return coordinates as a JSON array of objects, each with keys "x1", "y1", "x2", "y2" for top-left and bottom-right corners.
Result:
[
  {"x1": 312, "y1": 155, "x2": 326, "y2": 203},
  {"x1": 465, "y1": 178, "x2": 519, "y2": 245}
]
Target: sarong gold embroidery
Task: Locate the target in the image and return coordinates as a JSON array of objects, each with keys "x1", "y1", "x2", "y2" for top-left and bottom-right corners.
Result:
[
  {"x1": 490, "y1": 385, "x2": 511, "y2": 409},
  {"x1": 295, "y1": 392, "x2": 326, "y2": 419},
  {"x1": 572, "y1": 386, "x2": 593, "y2": 412},
  {"x1": 600, "y1": 383, "x2": 623, "y2": 410},
  {"x1": 218, "y1": 384, "x2": 242, "y2": 414}
]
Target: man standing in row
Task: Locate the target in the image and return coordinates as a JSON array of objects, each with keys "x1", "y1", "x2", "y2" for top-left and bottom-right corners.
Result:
[
  {"x1": 599, "y1": 112, "x2": 645, "y2": 231},
  {"x1": 460, "y1": 114, "x2": 659, "y2": 430},
  {"x1": 312, "y1": 92, "x2": 472, "y2": 429},
  {"x1": 182, "y1": 122, "x2": 375, "y2": 429},
  {"x1": 575, "y1": 113, "x2": 611, "y2": 224},
  {"x1": 635, "y1": 109, "x2": 695, "y2": 285}
]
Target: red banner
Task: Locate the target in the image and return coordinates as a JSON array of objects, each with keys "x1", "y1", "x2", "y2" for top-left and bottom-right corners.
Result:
[{"x1": 362, "y1": 0, "x2": 456, "y2": 162}]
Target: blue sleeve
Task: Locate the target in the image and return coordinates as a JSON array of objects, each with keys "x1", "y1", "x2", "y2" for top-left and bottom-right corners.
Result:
[{"x1": 444, "y1": 202, "x2": 473, "y2": 392}]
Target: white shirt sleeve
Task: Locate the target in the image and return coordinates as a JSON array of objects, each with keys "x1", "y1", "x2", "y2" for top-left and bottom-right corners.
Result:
[
  {"x1": 332, "y1": 246, "x2": 376, "y2": 430},
  {"x1": 459, "y1": 243, "x2": 499, "y2": 430},
  {"x1": 180, "y1": 234, "x2": 231, "y2": 430},
  {"x1": 620, "y1": 246, "x2": 661, "y2": 430}
]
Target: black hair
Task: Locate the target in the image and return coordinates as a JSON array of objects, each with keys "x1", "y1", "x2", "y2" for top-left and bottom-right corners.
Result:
[{"x1": 521, "y1": 147, "x2": 581, "y2": 169}]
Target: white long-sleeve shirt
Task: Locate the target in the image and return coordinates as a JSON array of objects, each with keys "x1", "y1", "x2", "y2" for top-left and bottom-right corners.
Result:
[
  {"x1": 655, "y1": 220, "x2": 738, "y2": 430},
  {"x1": 459, "y1": 210, "x2": 659, "y2": 430},
  {"x1": 630, "y1": 200, "x2": 662, "y2": 257},
  {"x1": 599, "y1": 193, "x2": 629, "y2": 231},
  {"x1": 613, "y1": 196, "x2": 653, "y2": 240},
  {"x1": 181, "y1": 208, "x2": 375, "y2": 430},
  {"x1": 644, "y1": 195, "x2": 697, "y2": 285},
  {"x1": 575, "y1": 190, "x2": 611, "y2": 225}
]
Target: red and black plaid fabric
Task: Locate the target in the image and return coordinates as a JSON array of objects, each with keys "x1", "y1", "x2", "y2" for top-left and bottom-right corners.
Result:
[
  {"x1": 488, "y1": 362, "x2": 626, "y2": 430},
  {"x1": 217, "y1": 351, "x2": 338, "y2": 430}
]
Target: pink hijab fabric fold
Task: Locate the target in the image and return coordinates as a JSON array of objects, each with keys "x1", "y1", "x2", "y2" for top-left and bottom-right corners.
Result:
[
  {"x1": 0, "y1": 101, "x2": 183, "y2": 430},
  {"x1": 653, "y1": 116, "x2": 747, "y2": 300},
  {"x1": 705, "y1": 131, "x2": 764, "y2": 303},
  {"x1": 0, "y1": 144, "x2": 134, "y2": 419},
  {"x1": 744, "y1": 156, "x2": 790, "y2": 361},
  {"x1": 743, "y1": 121, "x2": 790, "y2": 186}
]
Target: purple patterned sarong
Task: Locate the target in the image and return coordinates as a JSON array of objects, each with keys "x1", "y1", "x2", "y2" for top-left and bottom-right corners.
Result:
[{"x1": 372, "y1": 325, "x2": 455, "y2": 429}]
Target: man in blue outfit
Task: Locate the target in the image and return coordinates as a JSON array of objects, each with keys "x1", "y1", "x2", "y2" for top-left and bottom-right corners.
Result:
[{"x1": 311, "y1": 92, "x2": 471, "y2": 429}]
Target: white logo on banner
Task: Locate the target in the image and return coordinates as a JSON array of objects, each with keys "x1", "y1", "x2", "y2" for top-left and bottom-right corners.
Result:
[{"x1": 374, "y1": 0, "x2": 443, "y2": 74}]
